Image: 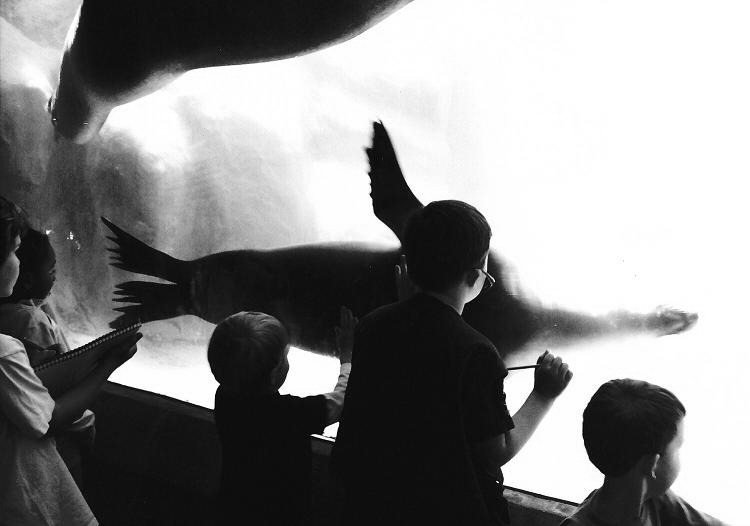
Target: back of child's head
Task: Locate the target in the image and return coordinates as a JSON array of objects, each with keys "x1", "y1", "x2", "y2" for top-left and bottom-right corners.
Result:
[
  {"x1": 16, "y1": 229, "x2": 54, "y2": 271},
  {"x1": 11, "y1": 228, "x2": 55, "y2": 300},
  {"x1": 403, "y1": 200, "x2": 492, "y2": 292},
  {"x1": 582, "y1": 378, "x2": 686, "y2": 477},
  {"x1": 0, "y1": 196, "x2": 28, "y2": 260},
  {"x1": 207, "y1": 311, "x2": 289, "y2": 395}
]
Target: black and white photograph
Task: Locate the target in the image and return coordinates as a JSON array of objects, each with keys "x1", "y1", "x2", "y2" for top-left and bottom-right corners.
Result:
[{"x1": 1, "y1": 1, "x2": 746, "y2": 524}]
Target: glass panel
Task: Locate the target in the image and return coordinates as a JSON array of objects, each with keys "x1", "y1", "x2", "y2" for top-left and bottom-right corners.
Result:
[{"x1": 2, "y1": 1, "x2": 747, "y2": 523}]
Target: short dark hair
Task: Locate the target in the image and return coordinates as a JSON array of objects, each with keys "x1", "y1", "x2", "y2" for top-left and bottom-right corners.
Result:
[
  {"x1": 207, "y1": 311, "x2": 289, "y2": 394},
  {"x1": 402, "y1": 200, "x2": 492, "y2": 291},
  {"x1": 583, "y1": 379, "x2": 686, "y2": 477},
  {"x1": 16, "y1": 229, "x2": 54, "y2": 274},
  {"x1": 0, "y1": 196, "x2": 28, "y2": 262}
]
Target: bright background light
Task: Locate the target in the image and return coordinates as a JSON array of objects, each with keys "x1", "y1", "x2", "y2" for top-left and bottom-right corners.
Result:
[{"x1": 4, "y1": 0, "x2": 748, "y2": 521}]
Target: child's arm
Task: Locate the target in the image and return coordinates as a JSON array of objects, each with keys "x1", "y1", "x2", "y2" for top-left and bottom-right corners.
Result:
[
  {"x1": 323, "y1": 306, "x2": 357, "y2": 425},
  {"x1": 0, "y1": 341, "x2": 56, "y2": 438},
  {"x1": 19, "y1": 338, "x2": 59, "y2": 367},
  {"x1": 472, "y1": 351, "x2": 572, "y2": 478},
  {"x1": 47, "y1": 333, "x2": 141, "y2": 433}
]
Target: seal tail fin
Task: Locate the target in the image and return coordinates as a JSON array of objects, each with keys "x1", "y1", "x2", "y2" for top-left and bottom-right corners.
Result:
[
  {"x1": 366, "y1": 121, "x2": 423, "y2": 244},
  {"x1": 101, "y1": 216, "x2": 189, "y2": 283},
  {"x1": 110, "y1": 280, "x2": 191, "y2": 328}
]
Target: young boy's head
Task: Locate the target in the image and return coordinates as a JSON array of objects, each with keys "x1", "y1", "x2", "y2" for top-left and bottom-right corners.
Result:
[
  {"x1": 403, "y1": 200, "x2": 492, "y2": 295},
  {"x1": 207, "y1": 311, "x2": 290, "y2": 395},
  {"x1": 583, "y1": 379, "x2": 686, "y2": 497},
  {"x1": 10, "y1": 228, "x2": 56, "y2": 301}
]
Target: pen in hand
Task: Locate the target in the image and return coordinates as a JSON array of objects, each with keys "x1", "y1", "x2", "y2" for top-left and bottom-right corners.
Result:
[{"x1": 507, "y1": 364, "x2": 539, "y2": 371}]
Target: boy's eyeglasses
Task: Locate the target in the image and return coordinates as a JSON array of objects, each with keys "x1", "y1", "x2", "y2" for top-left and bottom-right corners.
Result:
[{"x1": 478, "y1": 269, "x2": 495, "y2": 291}]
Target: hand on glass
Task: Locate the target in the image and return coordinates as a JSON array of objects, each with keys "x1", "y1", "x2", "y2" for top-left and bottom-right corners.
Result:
[{"x1": 335, "y1": 306, "x2": 357, "y2": 364}]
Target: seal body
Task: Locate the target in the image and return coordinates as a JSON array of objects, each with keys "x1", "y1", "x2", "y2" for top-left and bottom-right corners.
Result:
[
  {"x1": 189, "y1": 246, "x2": 535, "y2": 357},
  {"x1": 105, "y1": 216, "x2": 536, "y2": 357},
  {"x1": 190, "y1": 244, "x2": 404, "y2": 354},
  {"x1": 49, "y1": 0, "x2": 414, "y2": 143}
]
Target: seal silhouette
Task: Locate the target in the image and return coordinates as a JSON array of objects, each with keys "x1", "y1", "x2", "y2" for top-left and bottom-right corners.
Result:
[
  {"x1": 49, "y1": 0, "x2": 414, "y2": 143},
  {"x1": 105, "y1": 122, "x2": 698, "y2": 356}
]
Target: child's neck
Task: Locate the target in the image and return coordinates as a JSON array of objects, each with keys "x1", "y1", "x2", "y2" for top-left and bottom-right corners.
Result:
[
  {"x1": 593, "y1": 476, "x2": 648, "y2": 523},
  {"x1": 0, "y1": 292, "x2": 41, "y2": 305},
  {"x1": 422, "y1": 279, "x2": 477, "y2": 315},
  {"x1": 422, "y1": 289, "x2": 466, "y2": 315}
]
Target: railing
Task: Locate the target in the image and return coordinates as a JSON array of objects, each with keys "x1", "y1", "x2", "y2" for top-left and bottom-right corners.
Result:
[{"x1": 86, "y1": 381, "x2": 577, "y2": 525}]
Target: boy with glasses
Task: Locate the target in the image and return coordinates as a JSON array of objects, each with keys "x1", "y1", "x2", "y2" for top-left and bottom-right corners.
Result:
[{"x1": 333, "y1": 200, "x2": 573, "y2": 526}]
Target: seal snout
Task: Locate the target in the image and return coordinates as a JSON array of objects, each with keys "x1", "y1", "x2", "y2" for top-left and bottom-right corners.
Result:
[{"x1": 47, "y1": 49, "x2": 108, "y2": 144}]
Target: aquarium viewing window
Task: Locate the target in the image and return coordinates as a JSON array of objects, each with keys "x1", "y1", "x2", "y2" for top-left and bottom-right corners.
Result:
[{"x1": 2, "y1": 1, "x2": 748, "y2": 523}]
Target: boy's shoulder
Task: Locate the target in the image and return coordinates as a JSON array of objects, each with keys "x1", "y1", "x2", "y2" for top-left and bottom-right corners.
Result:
[
  {"x1": 560, "y1": 489, "x2": 729, "y2": 526},
  {"x1": 650, "y1": 490, "x2": 729, "y2": 526},
  {"x1": 360, "y1": 293, "x2": 469, "y2": 331},
  {"x1": 559, "y1": 489, "x2": 604, "y2": 526},
  {"x1": 359, "y1": 295, "x2": 416, "y2": 322},
  {"x1": 359, "y1": 295, "x2": 501, "y2": 364},
  {"x1": 215, "y1": 388, "x2": 327, "y2": 433}
]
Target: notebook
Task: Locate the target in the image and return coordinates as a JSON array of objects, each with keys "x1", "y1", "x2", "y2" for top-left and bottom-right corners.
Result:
[{"x1": 33, "y1": 323, "x2": 141, "y2": 397}]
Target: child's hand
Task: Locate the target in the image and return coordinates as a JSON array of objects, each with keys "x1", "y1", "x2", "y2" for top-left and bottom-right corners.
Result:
[
  {"x1": 21, "y1": 339, "x2": 59, "y2": 367},
  {"x1": 532, "y1": 350, "x2": 573, "y2": 400},
  {"x1": 334, "y1": 306, "x2": 357, "y2": 364},
  {"x1": 395, "y1": 255, "x2": 416, "y2": 302},
  {"x1": 101, "y1": 333, "x2": 142, "y2": 370}
]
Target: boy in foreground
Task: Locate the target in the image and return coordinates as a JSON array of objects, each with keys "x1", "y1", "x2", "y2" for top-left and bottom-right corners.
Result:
[
  {"x1": 209, "y1": 308, "x2": 355, "y2": 526},
  {"x1": 561, "y1": 379, "x2": 729, "y2": 525},
  {"x1": 332, "y1": 200, "x2": 573, "y2": 525}
]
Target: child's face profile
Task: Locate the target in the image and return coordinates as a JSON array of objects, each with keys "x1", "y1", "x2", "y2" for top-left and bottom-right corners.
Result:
[
  {"x1": 268, "y1": 345, "x2": 291, "y2": 392},
  {"x1": 650, "y1": 418, "x2": 684, "y2": 497},
  {"x1": 0, "y1": 236, "x2": 21, "y2": 297}
]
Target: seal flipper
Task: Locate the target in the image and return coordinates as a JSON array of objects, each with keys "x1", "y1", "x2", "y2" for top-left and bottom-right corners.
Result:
[
  {"x1": 102, "y1": 217, "x2": 195, "y2": 327},
  {"x1": 111, "y1": 280, "x2": 192, "y2": 327},
  {"x1": 366, "y1": 121, "x2": 423, "y2": 243},
  {"x1": 101, "y1": 216, "x2": 190, "y2": 283}
]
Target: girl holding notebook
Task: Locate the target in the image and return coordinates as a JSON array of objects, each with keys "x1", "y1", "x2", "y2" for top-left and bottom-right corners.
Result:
[{"x1": 0, "y1": 196, "x2": 140, "y2": 526}]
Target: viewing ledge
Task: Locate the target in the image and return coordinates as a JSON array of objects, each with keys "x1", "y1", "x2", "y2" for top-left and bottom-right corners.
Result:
[{"x1": 85, "y1": 382, "x2": 577, "y2": 525}]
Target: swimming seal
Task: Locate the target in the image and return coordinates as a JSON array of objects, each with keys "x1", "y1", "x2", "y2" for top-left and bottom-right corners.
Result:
[
  {"x1": 103, "y1": 122, "x2": 698, "y2": 357},
  {"x1": 49, "y1": 0, "x2": 413, "y2": 143}
]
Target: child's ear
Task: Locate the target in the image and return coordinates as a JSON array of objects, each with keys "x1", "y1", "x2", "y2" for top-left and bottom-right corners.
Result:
[
  {"x1": 635, "y1": 453, "x2": 660, "y2": 478},
  {"x1": 466, "y1": 269, "x2": 481, "y2": 288},
  {"x1": 647, "y1": 453, "x2": 661, "y2": 479}
]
